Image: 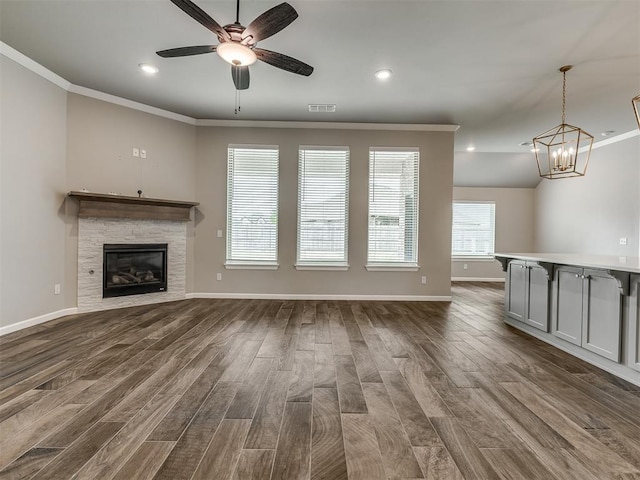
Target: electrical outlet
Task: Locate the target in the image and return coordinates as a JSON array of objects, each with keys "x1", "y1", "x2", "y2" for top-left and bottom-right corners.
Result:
[
  {"x1": 140, "y1": 149, "x2": 147, "y2": 159},
  {"x1": 463, "y1": 263, "x2": 468, "y2": 270},
  {"x1": 54, "y1": 284, "x2": 61, "y2": 295},
  {"x1": 421, "y1": 276, "x2": 427, "y2": 284},
  {"x1": 619, "y1": 237, "x2": 628, "y2": 245},
  {"x1": 132, "y1": 147, "x2": 139, "y2": 157},
  {"x1": 216, "y1": 273, "x2": 222, "y2": 281},
  {"x1": 217, "y1": 229, "x2": 223, "y2": 238}
]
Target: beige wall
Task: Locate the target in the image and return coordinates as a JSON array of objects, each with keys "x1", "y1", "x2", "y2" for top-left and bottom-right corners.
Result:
[
  {"x1": 535, "y1": 136, "x2": 639, "y2": 256},
  {"x1": 1, "y1": 54, "x2": 455, "y2": 329},
  {"x1": 1, "y1": 57, "x2": 68, "y2": 328},
  {"x1": 452, "y1": 187, "x2": 535, "y2": 279},
  {"x1": 194, "y1": 127, "x2": 454, "y2": 298},
  {"x1": 65, "y1": 94, "x2": 198, "y2": 300}
]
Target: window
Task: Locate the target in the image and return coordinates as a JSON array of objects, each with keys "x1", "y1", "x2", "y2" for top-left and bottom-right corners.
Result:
[
  {"x1": 297, "y1": 147, "x2": 349, "y2": 268},
  {"x1": 367, "y1": 148, "x2": 419, "y2": 267},
  {"x1": 226, "y1": 145, "x2": 279, "y2": 267},
  {"x1": 452, "y1": 201, "x2": 495, "y2": 257}
]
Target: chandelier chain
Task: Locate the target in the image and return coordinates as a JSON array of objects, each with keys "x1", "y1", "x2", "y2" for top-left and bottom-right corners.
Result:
[{"x1": 562, "y1": 70, "x2": 566, "y2": 125}]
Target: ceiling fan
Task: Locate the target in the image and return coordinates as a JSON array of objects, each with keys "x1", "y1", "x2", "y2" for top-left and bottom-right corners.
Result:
[{"x1": 157, "y1": 0, "x2": 314, "y2": 90}]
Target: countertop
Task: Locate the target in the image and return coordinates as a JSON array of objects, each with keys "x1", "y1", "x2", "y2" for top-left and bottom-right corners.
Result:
[{"x1": 494, "y1": 253, "x2": 640, "y2": 274}]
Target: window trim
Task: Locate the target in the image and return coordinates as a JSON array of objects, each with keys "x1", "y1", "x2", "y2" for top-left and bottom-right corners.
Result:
[
  {"x1": 226, "y1": 144, "x2": 280, "y2": 264},
  {"x1": 295, "y1": 264, "x2": 349, "y2": 271},
  {"x1": 224, "y1": 261, "x2": 280, "y2": 270},
  {"x1": 296, "y1": 145, "x2": 350, "y2": 267},
  {"x1": 366, "y1": 146, "x2": 420, "y2": 266},
  {"x1": 451, "y1": 200, "x2": 496, "y2": 259},
  {"x1": 365, "y1": 264, "x2": 420, "y2": 271}
]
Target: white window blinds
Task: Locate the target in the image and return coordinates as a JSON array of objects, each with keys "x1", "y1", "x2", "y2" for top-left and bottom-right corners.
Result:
[
  {"x1": 367, "y1": 148, "x2": 419, "y2": 265},
  {"x1": 452, "y1": 202, "x2": 495, "y2": 257},
  {"x1": 226, "y1": 145, "x2": 279, "y2": 264},
  {"x1": 297, "y1": 147, "x2": 350, "y2": 266}
]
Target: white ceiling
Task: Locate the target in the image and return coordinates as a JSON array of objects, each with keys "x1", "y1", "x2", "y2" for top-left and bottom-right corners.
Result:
[{"x1": 1, "y1": 0, "x2": 639, "y2": 188}]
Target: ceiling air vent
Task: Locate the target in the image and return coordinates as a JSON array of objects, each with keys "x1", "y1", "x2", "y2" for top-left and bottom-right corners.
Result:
[{"x1": 309, "y1": 104, "x2": 336, "y2": 113}]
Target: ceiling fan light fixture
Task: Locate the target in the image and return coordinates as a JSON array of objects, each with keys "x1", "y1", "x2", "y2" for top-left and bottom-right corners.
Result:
[{"x1": 216, "y1": 42, "x2": 257, "y2": 66}]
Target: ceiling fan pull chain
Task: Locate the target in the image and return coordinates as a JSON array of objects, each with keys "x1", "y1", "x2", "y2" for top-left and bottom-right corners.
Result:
[{"x1": 235, "y1": 89, "x2": 241, "y2": 114}]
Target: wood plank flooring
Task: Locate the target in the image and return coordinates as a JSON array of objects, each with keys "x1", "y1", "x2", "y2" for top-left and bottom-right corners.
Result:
[{"x1": 1, "y1": 283, "x2": 639, "y2": 479}]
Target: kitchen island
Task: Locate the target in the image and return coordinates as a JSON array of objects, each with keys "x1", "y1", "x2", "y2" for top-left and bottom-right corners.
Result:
[{"x1": 495, "y1": 253, "x2": 640, "y2": 386}]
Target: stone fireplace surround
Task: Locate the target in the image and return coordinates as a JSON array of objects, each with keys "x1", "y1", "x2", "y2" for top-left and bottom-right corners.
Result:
[{"x1": 71, "y1": 192, "x2": 197, "y2": 313}]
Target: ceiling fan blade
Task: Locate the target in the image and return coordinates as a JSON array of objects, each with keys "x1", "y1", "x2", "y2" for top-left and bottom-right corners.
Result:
[
  {"x1": 243, "y1": 2, "x2": 298, "y2": 43},
  {"x1": 156, "y1": 45, "x2": 217, "y2": 58},
  {"x1": 254, "y1": 48, "x2": 313, "y2": 76},
  {"x1": 170, "y1": 0, "x2": 230, "y2": 41},
  {"x1": 232, "y1": 65, "x2": 250, "y2": 90}
]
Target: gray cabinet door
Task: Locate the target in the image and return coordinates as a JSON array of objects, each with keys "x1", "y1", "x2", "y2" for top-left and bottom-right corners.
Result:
[
  {"x1": 553, "y1": 266, "x2": 583, "y2": 345},
  {"x1": 525, "y1": 263, "x2": 550, "y2": 332},
  {"x1": 506, "y1": 261, "x2": 527, "y2": 322},
  {"x1": 582, "y1": 269, "x2": 622, "y2": 362},
  {"x1": 629, "y1": 276, "x2": 640, "y2": 372}
]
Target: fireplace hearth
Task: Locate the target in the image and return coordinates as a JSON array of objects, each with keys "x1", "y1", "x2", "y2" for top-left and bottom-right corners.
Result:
[{"x1": 103, "y1": 244, "x2": 167, "y2": 298}]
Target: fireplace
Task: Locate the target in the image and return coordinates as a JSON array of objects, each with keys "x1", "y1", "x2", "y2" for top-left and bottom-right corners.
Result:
[{"x1": 103, "y1": 244, "x2": 168, "y2": 298}]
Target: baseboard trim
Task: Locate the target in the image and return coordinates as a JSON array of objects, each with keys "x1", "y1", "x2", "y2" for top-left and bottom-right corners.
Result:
[
  {"x1": 451, "y1": 277, "x2": 505, "y2": 282},
  {"x1": 0, "y1": 308, "x2": 79, "y2": 336},
  {"x1": 186, "y1": 293, "x2": 451, "y2": 302}
]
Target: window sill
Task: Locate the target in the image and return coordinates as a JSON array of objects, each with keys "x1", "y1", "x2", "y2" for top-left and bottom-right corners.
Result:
[
  {"x1": 295, "y1": 264, "x2": 349, "y2": 271},
  {"x1": 365, "y1": 264, "x2": 420, "y2": 272},
  {"x1": 452, "y1": 256, "x2": 496, "y2": 262},
  {"x1": 225, "y1": 262, "x2": 279, "y2": 270}
]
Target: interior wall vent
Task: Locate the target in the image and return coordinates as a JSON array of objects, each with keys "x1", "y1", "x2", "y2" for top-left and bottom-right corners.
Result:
[{"x1": 309, "y1": 104, "x2": 336, "y2": 113}]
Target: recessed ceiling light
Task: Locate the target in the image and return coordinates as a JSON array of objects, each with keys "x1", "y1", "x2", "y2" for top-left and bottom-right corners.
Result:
[
  {"x1": 466, "y1": 146, "x2": 475, "y2": 152},
  {"x1": 139, "y1": 63, "x2": 159, "y2": 74},
  {"x1": 375, "y1": 69, "x2": 392, "y2": 80},
  {"x1": 601, "y1": 130, "x2": 615, "y2": 137}
]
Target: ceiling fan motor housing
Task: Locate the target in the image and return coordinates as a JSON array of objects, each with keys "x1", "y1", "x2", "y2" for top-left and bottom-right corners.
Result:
[{"x1": 223, "y1": 23, "x2": 252, "y2": 44}]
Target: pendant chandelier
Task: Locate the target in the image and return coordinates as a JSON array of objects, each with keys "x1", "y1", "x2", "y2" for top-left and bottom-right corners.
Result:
[
  {"x1": 633, "y1": 94, "x2": 640, "y2": 129},
  {"x1": 533, "y1": 65, "x2": 593, "y2": 180}
]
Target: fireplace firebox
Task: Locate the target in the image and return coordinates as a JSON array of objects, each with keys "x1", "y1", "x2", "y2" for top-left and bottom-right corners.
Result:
[{"x1": 103, "y1": 244, "x2": 167, "y2": 298}]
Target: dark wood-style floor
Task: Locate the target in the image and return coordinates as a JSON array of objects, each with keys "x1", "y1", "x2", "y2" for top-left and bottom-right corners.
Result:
[{"x1": 1, "y1": 283, "x2": 639, "y2": 480}]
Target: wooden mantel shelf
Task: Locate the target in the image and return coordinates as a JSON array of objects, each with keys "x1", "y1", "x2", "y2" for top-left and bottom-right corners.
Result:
[{"x1": 68, "y1": 191, "x2": 199, "y2": 222}]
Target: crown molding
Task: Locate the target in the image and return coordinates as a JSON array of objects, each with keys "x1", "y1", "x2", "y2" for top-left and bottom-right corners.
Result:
[
  {"x1": 591, "y1": 129, "x2": 639, "y2": 150},
  {"x1": 67, "y1": 85, "x2": 197, "y2": 125},
  {"x1": 1, "y1": 42, "x2": 71, "y2": 90},
  {"x1": 195, "y1": 119, "x2": 460, "y2": 131},
  {"x1": 1, "y1": 41, "x2": 459, "y2": 132},
  {"x1": 3, "y1": 41, "x2": 634, "y2": 141}
]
